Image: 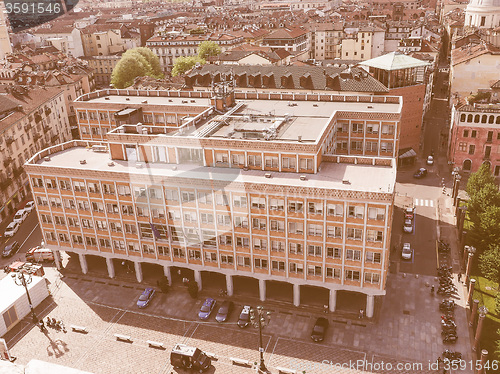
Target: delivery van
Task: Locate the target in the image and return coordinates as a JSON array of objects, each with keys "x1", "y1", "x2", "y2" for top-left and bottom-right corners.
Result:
[
  {"x1": 25, "y1": 246, "x2": 54, "y2": 262},
  {"x1": 170, "y1": 344, "x2": 211, "y2": 372}
]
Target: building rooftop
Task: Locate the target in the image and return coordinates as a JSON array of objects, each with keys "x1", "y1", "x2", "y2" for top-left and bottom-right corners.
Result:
[
  {"x1": 359, "y1": 52, "x2": 430, "y2": 71},
  {"x1": 82, "y1": 94, "x2": 212, "y2": 107},
  {"x1": 33, "y1": 145, "x2": 396, "y2": 194}
]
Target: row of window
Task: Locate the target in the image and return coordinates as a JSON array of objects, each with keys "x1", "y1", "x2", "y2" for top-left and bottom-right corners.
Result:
[
  {"x1": 33, "y1": 183, "x2": 386, "y2": 220},
  {"x1": 215, "y1": 153, "x2": 314, "y2": 170},
  {"x1": 44, "y1": 231, "x2": 380, "y2": 284},
  {"x1": 337, "y1": 123, "x2": 395, "y2": 135},
  {"x1": 336, "y1": 140, "x2": 394, "y2": 153},
  {"x1": 460, "y1": 113, "x2": 500, "y2": 125}
]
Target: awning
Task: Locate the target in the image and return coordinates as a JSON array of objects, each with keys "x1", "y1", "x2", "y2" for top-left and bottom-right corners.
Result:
[{"x1": 398, "y1": 148, "x2": 417, "y2": 159}]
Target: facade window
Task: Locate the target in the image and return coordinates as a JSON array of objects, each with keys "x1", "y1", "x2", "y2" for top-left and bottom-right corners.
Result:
[
  {"x1": 463, "y1": 129, "x2": 469, "y2": 137},
  {"x1": 366, "y1": 252, "x2": 382, "y2": 263},
  {"x1": 289, "y1": 262, "x2": 304, "y2": 274},
  {"x1": 188, "y1": 249, "x2": 201, "y2": 260},
  {"x1": 265, "y1": 156, "x2": 279, "y2": 168},
  {"x1": 181, "y1": 191, "x2": 196, "y2": 203},
  {"x1": 469, "y1": 145, "x2": 475, "y2": 155},
  {"x1": 307, "y1": 245, "x2": 322, "y2": 256},
  {"x1": 204, "y1": 252, "x2": 217, "y2": 263},
  {"x1": 326, "y1": 267, "x2": 341, "y2": 278},
  {"x1": 459, "y1": 142, "x2": 467, "y2": 152},
  {"x1": 253, "y1": 238, "x2": 267, "y2": 250},
  {"x1": 200, "y1": 213, "x2": 214, "y2": 224},
  {"x1": 251, "y1": 197, "x2": 266, "y2": 209},
  {"x1": 233, "y1": 196, "x2": 247, "y2": 208},
  {"x1": 288, "y1": 222, "x2": 304, "y2": 234},
  {"x1": 254, "y1": 258, "x2": 268, "y2": 269},
  {"x1": 345, "y1": 270, "x2": 360, "y2": 281},
  {"x1": 307, "y1": 265, "x2": 322, "y2": 276},
  {"x1": 366, "y1": 230, "x2": 383, "y2": 242},
  {"x1": 364, "y1": 272, "x2": 380, "y2": 284},
  {"x1": 288, "y1": 201, "x2": 303, "y2": 213},
  {"x1": 326, "y1": 226, "x2": 342, "y2": 238},
  {"x1": 217, "y1": 214, "x2": 231, "y2": 226},
  {"x1": 327, "y1": 203, "x2": 343, "y2": 216},
  {"x1": 367, "y1": 207, "x2": 385, "y2": 220},
  {"x1": 198, "y1": 192, "x2": 213, "y2": 205},
  {"x1": 289, "y1": 242, "x2": 303, "y2": 254},
  {"x1": 308, "y1": 224, "x2": 323, "y2": 236},
  {"x1": 165, "y1": 189, "x2": 178, "y2": 201},
  {"x1": 173, "y1": 247, "x2": 185, "y2": 258},
  {"x1": 471, "y1": 130, "x2": 477, "y2": 138},
  {"x1": 348, "y1": 205, "x2": 364, "y2": 219},
  {"x1": 234, "y1": 216, "x2": 248, "y2": 228},
  {"x1": 248, "y1": 155, "x2": 262, "y2": 167},
  {"x1": 346, "y1": 248, "x2": 362, "y2": 261},
  {"x1": 282, "y1": 157, "x2": 296, "y2": 169},
  {"x1": 308, "y1": 202, "x2": 323, "y2": 214},
  {"x1": 271, "y1": 260, "x2": 285, "y2": 271},
  {"x1": 252, "y1": 218, "x2": 266, "y2": 230},
  {"x1": 237, "y1": 256, "x2": 251, "y2": 267},
  {"x1": 299, "y1": 158, "x2": 313, "y2": 170},
  {"x1": 326, "y1": 247, "x2": 342, "y2": 258},
  {"x1": 270, "y1": 198, "x2": 284, "y2": 211},
  {"x1": 271, "y1": 240, "x2": 285, "y2": 252},
  {"x1": 236, "y1": 236, "x2": 249, "y2": 247},
  {"x1": 270, "y1": 219, "x2": 285, "y2": 232},
  {"x1": 220, "y1": 254, "x2": 234, "y2": 264}
]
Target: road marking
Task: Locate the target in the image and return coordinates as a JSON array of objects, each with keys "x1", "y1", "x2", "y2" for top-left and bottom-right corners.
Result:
[
  {"x1": 20, "y1": 223, "x2": 39, "y2": 249},
  {"x1": 414, "y1": 199, "x2": 434, "y2": 207}
]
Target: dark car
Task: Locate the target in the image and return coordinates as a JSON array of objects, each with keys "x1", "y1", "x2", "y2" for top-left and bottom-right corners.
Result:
[
  {"x1": 137, "y1": 287, "x2": 155, "y2": 308},
  {"x1": 215, "y1": 300, "x2": 234, "y2": 323},
  {"x1": 237, "y1": 305, "x2": 251, "y2": 328},
  {"x1": 413, "y1": 168, "x2": 428, "y2": 179},
  {"x1": 170, "y1": 343, "x2": 211, "y2": 372},
  {"x1": 311, "y1": 317, "x2": 329, "y2": 342},
  {"x1": 198, "y1": 298, "x2": 216, "y2": 320},
  {"x1": 2, "y1": 241, "x2": 20, "y2": 258}
]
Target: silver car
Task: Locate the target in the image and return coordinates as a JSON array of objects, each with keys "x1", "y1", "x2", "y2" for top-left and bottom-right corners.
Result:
[{"x1": 401, "y1": 243, "x2": 412, "y2": 260}]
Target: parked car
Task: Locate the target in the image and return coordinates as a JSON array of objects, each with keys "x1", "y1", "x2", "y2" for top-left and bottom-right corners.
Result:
[
  {"x1": 137, "y1": 287, "x2": 155, "y2": 308},
  {"x1": 2, "y1": 241, "x2": 20, "y2": 258},
  {"x1": 198, "y1": 298, "x2": 216, "y2": 320},
  {"x1": 4, "y1": 221, "x2": 20, "y2": 237},
  {"x1": 404, "y1": 206, "x2": 415, "y2": 220},
  {"x1": 215, "y1": 300, "x2": 234, "y2": 323},
  {"x1": 237, "y1": 305, "x2": 251, "y2": 328},
  {"x1": 427, "y1": 155, "x2": 434, "y2": 165},
  {"x1": 311, "y1": 317, "x2": 329, "y2": 342},
  {"x1": 23, "y1": 201, "x2": 35, "y2": 212},
  {"x1": 403, "y1": 219, "x2": 413, "y2": 233},
  {"x1": 402, "y1": 243, "x2": 412, "y2": 260},
  {"x1": 13, "y1": 209, "x2": 28, "y2": 224},
  {"x1": 413, "y1": 168, "x2": 428, "y2": 179}
]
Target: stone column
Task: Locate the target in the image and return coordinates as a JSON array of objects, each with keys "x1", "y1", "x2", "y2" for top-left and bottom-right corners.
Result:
[
  {"x1": 329, "y1": 289, "x2": 337, "y2": 312},
  {"x1": 465, "y1": 253, "x2": 474, "y2": 286},
  {"x1": 79, "y1": 253, "x2": 88, "y2": 274},
  {"x1": 194, "y1": 269, "x2": 202, "y2": 291},
  {"x1": 134, "y1": 261, "x2": 143, "y2": 283},
  {"x1": 470, "y1": 299, "x2": 479, "y2": 326},
  {"x1": 366, "y1": 295, "x2": 375, "y2": 318},
  {"x1": 226, "y1": 274, "x2": 234, "y2": 296},
  {"x1": 478, "y1": 350, "x2": 488, "y2": 374},
  {"x1": 163, "y1": 266, "x2": 171, "y2": 285},
  {"x1": 293, "y1": 284, "x2": 300, "y2": 307},
  {"x1": 106, "y1": 257, "x2": 115, "y2": 279},
  {"x1": 473, "y1": 311, "x2": 487, "y2": 352},
  {"x1": 468, "y1": 279, "x2": 476, "y2": 306},
  {"x1": 259, "y1": 279, "x2": 266, "y2": 302}
]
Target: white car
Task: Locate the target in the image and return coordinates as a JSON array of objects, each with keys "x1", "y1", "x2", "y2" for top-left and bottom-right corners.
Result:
[
  {"x1": 13, "y1": 209, "x2": 28, "y2": 223},
  {"x1": 4, "y1": 221, "x2": 20, "y2": 237},
  {"x1": 403, "y1": 219, "x2": 413, "y2": 233},
  {"x1": 401, "y1": 243, "x2": 412, "y2": 260},
  {"x1": 24, "y1": 201, "x2": 35, "y2": 212},
  {"x1": 426, "y1": 155, "x2": 434, "y2": 165}
]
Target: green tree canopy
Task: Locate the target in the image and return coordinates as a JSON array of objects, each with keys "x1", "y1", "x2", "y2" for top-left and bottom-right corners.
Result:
[
  {"x1": 171, "y1": 56, "x2": 205, "y2": 77},
  {"x1": 467, "y1": 162, "x2": 497, "y2": 198},
  {"x1": 197, "y1": 41, "x2": 221, "y2": 60},
  {"x1": 111, "y1": 47, "x2": 163, "y2": 88},
  {"x1": 479, "y1": 244, "x2": 500, "y2": 286}
]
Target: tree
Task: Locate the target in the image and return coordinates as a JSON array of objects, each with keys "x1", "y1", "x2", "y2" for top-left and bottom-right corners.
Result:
[
  {"x1": 496, "y1": 291, "x2": 500, "y2": 315},
  {"x1": 111, "y1": 47, "x2": 163, "y2": 88},
  {"x1": 466, "y1": 163, "x2": 497, "y2": 198},
  {"x1": 475, "y1": 205, "x2": 500, "y2": 252},
  {"x1": 197, "y1": 40, "x2": 221, "y2": 60},
  {"x1": 171, "y1": 56, "x2": 206, "y2": 77},
  {"x1": 467, "y1": 184, "x2": 500, "y2": 249},
  {"x1": 478, "y1": 244, "x2": 500, "y2": 287}
]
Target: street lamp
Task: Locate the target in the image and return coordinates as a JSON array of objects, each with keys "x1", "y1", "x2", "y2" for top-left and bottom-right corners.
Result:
[
  {"x1": 250, "y1": 306, "x2": 271, "y2": 372},
  {"x1": 11, "y1": 271, "x2": 38, "y2": 325}
]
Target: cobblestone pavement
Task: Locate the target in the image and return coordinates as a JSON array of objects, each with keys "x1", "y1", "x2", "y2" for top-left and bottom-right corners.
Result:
[{"x1": 2, "y1": 262, "x2": 473, "y2": 374}]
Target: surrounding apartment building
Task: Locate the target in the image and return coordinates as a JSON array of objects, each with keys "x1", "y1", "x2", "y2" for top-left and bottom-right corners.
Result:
[
  {"x1": 25, "y1": 86, "x2": 402, "y2": 316},
  {"x1": 306, "y1": 23, "x2": 343, "y2": 60},
  {"x1": 0, "y1": 86, "x2": 70, "y2": 222},
  {"x1": 448, "y1": 100, "x2": 500, "y2": 175},
  {"x1": 81, "y1": 55, "x2": 122, "y2": 87},
  {"x1": 146, "y1": 32, "x2": 244, "y2": 72},
  {"x1": 31, "y1": 24, "x2": 85, "y2": 57},
  {"x1": 261, "y1": 27, "x2": 310, "y2": 60},
  {"x1": 341, "y1": 25, "x2": 386, "y2": 61}
]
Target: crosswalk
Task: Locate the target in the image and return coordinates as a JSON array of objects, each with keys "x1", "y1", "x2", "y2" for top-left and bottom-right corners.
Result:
[{"x1": 414, "y1": 199, "x2": 434, "y2": 207}]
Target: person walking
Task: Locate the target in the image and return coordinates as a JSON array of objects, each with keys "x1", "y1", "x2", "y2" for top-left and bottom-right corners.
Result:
[
  {"x1": 457, "y1": 273, "x2": 462, "y2": 283},
  {"x1": 358, "y1": 309, "x2": 364, "y2": 319}
]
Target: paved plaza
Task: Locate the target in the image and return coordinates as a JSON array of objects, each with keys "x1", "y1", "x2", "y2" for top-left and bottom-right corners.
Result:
[{"x1": 1, "y1": 260, "x2": 473, "y2": 374}]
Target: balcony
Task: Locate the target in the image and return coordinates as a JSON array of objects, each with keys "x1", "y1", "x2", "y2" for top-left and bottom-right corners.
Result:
[
  {"x1": 44, "y1": 107, "x2": 51, "y2": 116},
  {"x1": 33, "y1": 133, "x2": 42, "y2": 141},
  {"x1": 51, "y1": 134, "x2": 59, "y2": 143},
  {"x1": 24, "y1": 123, "x2": 32, "y2": 131},
  {"x1": 5, "y1": 137, "x2": 14, "y2": 146},
  {"x1": 34, "y1": 113, "x2": 42, "y2": 123}
]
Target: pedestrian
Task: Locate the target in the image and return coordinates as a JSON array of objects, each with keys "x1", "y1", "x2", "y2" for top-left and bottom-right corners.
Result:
[
  {"x1": 458, "y1": 273, "x2": 462, "y2": 283},
  {"x1": 358, "y1": 309, "x2": 364, "y2": 319}
]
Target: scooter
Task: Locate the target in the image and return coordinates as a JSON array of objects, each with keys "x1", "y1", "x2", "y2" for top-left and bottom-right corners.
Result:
[
  {"x1": 443, "y1": 334, "x2": 458, "y2": 343},
  {"x1": 442, "y1": 350, "x2": 462, "y2": 361}
]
